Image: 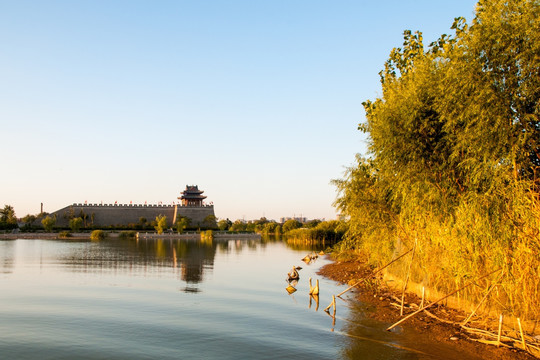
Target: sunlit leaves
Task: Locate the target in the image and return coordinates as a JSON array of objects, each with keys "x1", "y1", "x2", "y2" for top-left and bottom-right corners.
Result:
[{"x1": 335, "y1": 0, "x2": 540, "y2": 319}]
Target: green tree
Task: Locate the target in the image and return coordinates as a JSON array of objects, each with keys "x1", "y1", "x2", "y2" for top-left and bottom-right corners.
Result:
[
  {"x1": 41, "y1": 215, "x2": 56, "y2": 232},
  {"x1": 22, "y1": 214, "x2": 36, "y2": 224},
  {"x1": 305, "y1": 219, "x2": 321, "y2": 228},
  {"x1": 154, "y1": 214, "x2": 167, "y2": 234},
  {"x1": 229, "y1": 220, "x2": 246, "y2": 232},
  {"x1": 262, "y1": 222, "x2": 278, "y2": 235},
  {"x1": 0, "y1": 205, "x2": 17, "y2": 228},
  {"x1": 282, "y1": 219, "x2": 302, "y2": 233},
  {"x1": 175, "y1": 215, "x2": 191, "y2": 234},
  {"x1": 69, "y1": 217, "x2": 83, "y2": 232},
  {"x1": 202, "y1": 215, "x2": 217, "y2": 229},
  {"x1": 217, "y1": 219, "x2": 232, "y2": 231}
]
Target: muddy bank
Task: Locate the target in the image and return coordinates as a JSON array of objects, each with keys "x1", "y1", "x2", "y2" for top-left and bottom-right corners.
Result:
[{"x1": 318, "y1": 255, "x2": 535, "y2": 360}]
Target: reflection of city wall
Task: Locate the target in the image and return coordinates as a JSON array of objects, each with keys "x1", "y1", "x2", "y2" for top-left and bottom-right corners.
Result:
[
  {"x1": 0, "y1": 238, "x2": 265, "y2": 283},
  {"x1": 50, "y1": 204, "x2": 215, "y2": 228},
  {"x1": 61, "y1": 239, "x2": 219, "y2": 284}
]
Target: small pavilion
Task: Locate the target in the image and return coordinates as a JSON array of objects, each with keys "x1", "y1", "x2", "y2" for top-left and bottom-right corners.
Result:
[{"x1": 179, "y1": 185, "x2": 207, "y2": 206}]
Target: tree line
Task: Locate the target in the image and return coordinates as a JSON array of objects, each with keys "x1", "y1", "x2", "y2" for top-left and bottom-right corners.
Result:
[{"x1": 1, "y1": 205, "x2": 345, "y2": 242}]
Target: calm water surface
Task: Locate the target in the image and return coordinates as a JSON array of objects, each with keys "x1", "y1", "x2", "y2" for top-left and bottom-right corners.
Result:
[{"x1": 0, "y1": 238, "x2": 479, "y2": 359}]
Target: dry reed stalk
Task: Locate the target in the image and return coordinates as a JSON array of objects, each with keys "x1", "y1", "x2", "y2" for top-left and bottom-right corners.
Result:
[
  {"x1": 497, "y1": 314, "x2": 503, "y2": 347},
  {"x1": 386, "y1": 269, "x2": 501, "y2": 331},
  {"x1": 461, "y1": 282, "x2": 499, "y2": 326},
  {"x1": 337, "y1": 248, "x2": 414, "y2": 298},
  {"x1": 517, "y1": 318, "x2": 527, "y2": 351},
  {"x1": 420, "y1": 287, "x2": 425, "y2": 308},
  {"x1": 400, "y1": 240, "x2": 417, "y2": 316}
]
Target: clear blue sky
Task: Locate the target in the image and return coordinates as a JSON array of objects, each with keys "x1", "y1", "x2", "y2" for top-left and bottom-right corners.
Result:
[{"x1": 1, "y1": 0, "x2": 477, "y2": 221}]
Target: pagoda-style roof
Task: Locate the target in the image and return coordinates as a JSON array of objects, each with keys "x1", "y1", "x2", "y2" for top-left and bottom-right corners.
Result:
[{"x1": 179, "y1": 185, "x2": 207, "y2": 200}]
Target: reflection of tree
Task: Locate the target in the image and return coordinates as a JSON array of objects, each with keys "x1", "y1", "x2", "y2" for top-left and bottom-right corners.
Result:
[{"x1": 0, "y1": 240, "x2": 15, "y2": 274}]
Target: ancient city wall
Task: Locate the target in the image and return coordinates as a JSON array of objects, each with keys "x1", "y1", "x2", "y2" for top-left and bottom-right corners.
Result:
[{"x1": 50, "y1": 203, "x2": 216, "y2": 229}]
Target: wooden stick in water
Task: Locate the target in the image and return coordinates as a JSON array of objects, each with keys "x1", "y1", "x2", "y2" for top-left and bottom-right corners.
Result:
[
  {"x1": 324, "y1": 295, "x2": 336, "y2": 313},
  {"x1": 337, "y1": 248, "x2": 414, "y2": 298},
  {"x1": 386, "y1": 268, "x2": 501, "y2": 331}
]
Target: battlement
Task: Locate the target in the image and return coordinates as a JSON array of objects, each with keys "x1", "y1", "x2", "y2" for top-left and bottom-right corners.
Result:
[{"x1": 73, "y1": 203, "x2": 214, "y2": 208}]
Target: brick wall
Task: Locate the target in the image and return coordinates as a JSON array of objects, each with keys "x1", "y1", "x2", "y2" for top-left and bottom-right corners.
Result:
[{"x1": 50, "y1": 203, "x2": 216, "y2": 229}]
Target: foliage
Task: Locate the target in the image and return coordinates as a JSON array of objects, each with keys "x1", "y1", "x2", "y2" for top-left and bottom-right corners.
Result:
[
  {"x1": 41, "y1": 215, "x2": 56, "y2": 232},
  {"x1": 202, "y1": 215, "x2": 217, "y2": 229},
  {"x1": 154, "y1": 215, "x2": 167, "y2": 234},
  {"x1": 285, "y1": 220, "x2": 347, "y2": 243},
  {"x1": 229, "y1": 220, "x2": 248, "y2": 232},
  {"x1": 22, "y1": 214, "x2": 36, "y2": 225},
  {"x1": 0, "y1": 205, "x2": 18, "y2": 230},
  {"x1": 69, "y1": 217, "x2": 83, "y2": 232},
  {"x1": 282, "y1": 219, "x2": 302, "y2": 233},
  {"x1": 119, "y1": 231, "x2": 137, "y2": 239},
  {"x1": 90, "y1": 230, "x2": 106, "y2": 241},
  {"x1": 334, "y1": 0, "x2": 540, "y2": 320},
  {"x1": 175, "y1": 216, "x2": 191, "y2": 234},
  {"x1": 58, "y1": 231, "x2": 72, "y2": 239},
  {"x1": 305, "y1": 219, "x2": 322, "y2": 228},
  {"x1": 217, "y1": 218, "x2": 232, "y2": 231}
]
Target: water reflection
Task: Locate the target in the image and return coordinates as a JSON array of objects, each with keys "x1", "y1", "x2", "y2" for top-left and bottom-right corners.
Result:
[
  {"x1": 60, "y1": 238, "x2": 218, "y2": 290},
  {"x1": 0, "y1": 240, "x2": 15, "y2": 274},
  {"x1": 309, "y1": 294, "x2": 319, "y2": 311}
]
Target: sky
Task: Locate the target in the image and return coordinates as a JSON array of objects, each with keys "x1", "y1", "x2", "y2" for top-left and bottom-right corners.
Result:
[{"x1": 0, "y1": 0, "x2": 477, "y2": 222}]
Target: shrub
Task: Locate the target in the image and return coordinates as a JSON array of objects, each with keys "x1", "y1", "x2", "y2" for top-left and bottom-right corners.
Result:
[
  {"x1": 90, "y1": 230, "x2": 107, "y2": 241},
  {"x1": 119, "y1": 231, "x2": 137, "y2": 239},
  {"x1": 58, "y1": 231, "x2": 72, "y2": 239}
]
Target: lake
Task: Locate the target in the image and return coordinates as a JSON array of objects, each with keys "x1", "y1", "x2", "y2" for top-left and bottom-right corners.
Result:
[{"x1": 0, "y1": 237, "x2": 478, "y2": 359}]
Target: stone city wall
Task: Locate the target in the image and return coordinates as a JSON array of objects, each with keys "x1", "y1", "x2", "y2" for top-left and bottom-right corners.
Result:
[{"x1": 50, "y1": 203, "x2": 216, "y2": 228}]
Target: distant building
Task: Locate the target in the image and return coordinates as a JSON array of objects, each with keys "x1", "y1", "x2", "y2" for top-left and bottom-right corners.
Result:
[
  {"x1": 280, "y1": 216, "x2": 307, "y2": 223},
  {"x1": 49, "y1": 185, "x2": 217, "y2": 229}
]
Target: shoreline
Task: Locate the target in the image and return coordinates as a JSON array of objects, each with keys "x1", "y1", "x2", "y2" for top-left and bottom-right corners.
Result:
[
  {"x1": 0, "y1": 231, "x2": 261, "y2": 241},
  {"x1": 317, "y1": 255, "x2": 536, "y2": 360}
]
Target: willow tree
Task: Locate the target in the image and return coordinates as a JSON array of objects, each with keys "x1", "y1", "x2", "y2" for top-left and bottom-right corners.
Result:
[{"x1": 335, "y1": 0, "x2": 540, "y2": 319}]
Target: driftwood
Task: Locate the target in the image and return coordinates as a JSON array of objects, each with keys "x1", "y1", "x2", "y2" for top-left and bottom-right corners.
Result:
[
  {"x1": 337, "y1": 248, "x2": 414, "y2": 297},
  {"x1": 386, "y1": 269, "x2": 501, "y2": 331}
]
